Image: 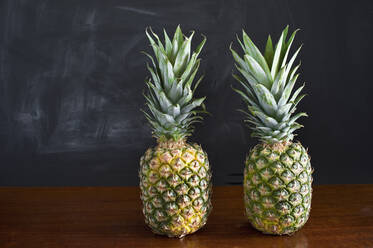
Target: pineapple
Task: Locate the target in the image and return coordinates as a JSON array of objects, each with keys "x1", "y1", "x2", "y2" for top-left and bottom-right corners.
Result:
[
  {"x1": 139, "y1": 26, "x2": 211, "y2": 238},
  {"x1": 230, "y1": 26, "x2": 313, "y2": 235}
]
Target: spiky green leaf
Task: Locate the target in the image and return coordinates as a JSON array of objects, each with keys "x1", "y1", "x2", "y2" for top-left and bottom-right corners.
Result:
[
  {"x1": 231, "y1": 26, "x2": 308, "y2": 143},
  {"x1": 264, "y1": 35, "x2": 274, "y2": 67},
  {"x1": 143, "y1": 26, "x2": 207, "y2": 140}
]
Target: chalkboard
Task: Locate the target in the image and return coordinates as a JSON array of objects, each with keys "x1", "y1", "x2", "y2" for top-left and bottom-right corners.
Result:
[{"x1": 0, "y1": 0, "x2": 372, "y2": 186}]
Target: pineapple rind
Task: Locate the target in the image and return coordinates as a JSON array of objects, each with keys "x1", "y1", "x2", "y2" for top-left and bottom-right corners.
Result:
[
  {"x1": 244, "y1": 141, "x2": 312, "y2": 235},
  {"x1": 139, "y1": 140, "x2": 212, "y2": 238}
]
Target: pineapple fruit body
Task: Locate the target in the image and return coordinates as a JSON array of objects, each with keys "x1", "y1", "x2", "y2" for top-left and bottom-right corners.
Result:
[
  {"x1": 244, "y1": 141, "x2": 312, "y2": 235},
  {"x1": 139, "y1": 139, "x2": 212, "y2": 238}
]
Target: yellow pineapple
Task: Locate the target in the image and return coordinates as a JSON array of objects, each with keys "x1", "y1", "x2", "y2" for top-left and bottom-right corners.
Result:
[{"x1": 139, "y1": 26, "x2": 211, "y2": 238}]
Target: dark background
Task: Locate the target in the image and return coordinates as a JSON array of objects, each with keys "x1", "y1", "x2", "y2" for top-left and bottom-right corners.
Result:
[{"x1": 0, "y1": 0, "x2": 372, "y2": 186}]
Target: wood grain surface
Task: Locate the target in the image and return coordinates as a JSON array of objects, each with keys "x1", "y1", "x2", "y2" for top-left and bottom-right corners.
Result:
[{"x1": 0, "y1": 185, "x2": 372, "y2": 248}]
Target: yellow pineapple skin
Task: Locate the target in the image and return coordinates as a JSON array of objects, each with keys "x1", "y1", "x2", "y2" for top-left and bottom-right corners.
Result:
[
  {"x1": 244, "y1": 141, "x2": 313, "y2": 235},
  {"x1": 139, "y1": 139, "x2": 212, "y2": 238}
]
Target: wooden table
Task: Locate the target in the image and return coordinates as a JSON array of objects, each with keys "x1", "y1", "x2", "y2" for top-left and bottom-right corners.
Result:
[{"x1": 0, "y1": 185, "x2": 372, "y2": 248}]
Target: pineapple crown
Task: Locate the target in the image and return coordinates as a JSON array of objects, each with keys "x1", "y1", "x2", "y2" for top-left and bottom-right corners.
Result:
[
  {"x1": 231, "y1": 26, "x2": 307, "y2": 144},
  {"x1": 143, "y1": 25, "x2": 207, "y2": 141}
]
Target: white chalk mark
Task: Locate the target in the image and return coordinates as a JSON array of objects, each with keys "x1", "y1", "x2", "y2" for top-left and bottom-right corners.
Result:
[{"x1": 116, "y1": 6, "x2": 157, "y2": 16}]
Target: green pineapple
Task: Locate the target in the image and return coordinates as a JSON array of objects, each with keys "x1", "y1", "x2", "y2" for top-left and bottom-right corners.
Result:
[
  {"x1": 231, "y1": 26, "x2": 313, "y2": 235},
  {"x1": 139, "y1": 26, "x2": 211, "y2": 238}
]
